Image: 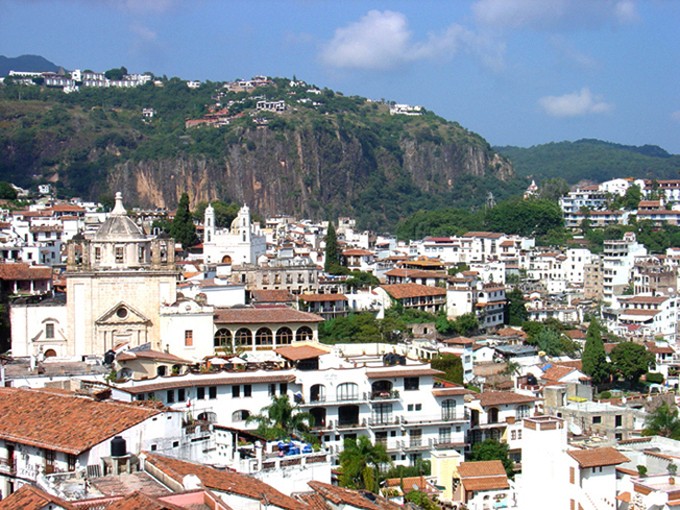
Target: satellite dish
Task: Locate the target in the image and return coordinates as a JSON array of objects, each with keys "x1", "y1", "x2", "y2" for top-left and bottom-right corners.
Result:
[{"x1": 569, "y1": 422, "x2": 582, "y2": 435}]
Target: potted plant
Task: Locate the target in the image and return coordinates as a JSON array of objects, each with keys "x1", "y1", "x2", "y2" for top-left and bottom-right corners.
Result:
[
  {"x1": 668, "y1": 462, "x2": 677, "y2": 484},
  {"x1": 637, "y1": 465, "x2": 647, "y2": 478}
]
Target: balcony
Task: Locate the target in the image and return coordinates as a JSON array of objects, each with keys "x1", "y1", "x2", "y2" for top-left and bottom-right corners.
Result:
[
  {"x1": 369, "y1": 390, "x2": 400, "y2": 402},
  {"x1": 402, "y1": 410, "x2": 470, "y2": 426},
  {"x1": 368, "y1": 416, "x2": 401, "y2": 428},
  {"x1": 336, "y1": 419, "x2": 366, "y2": 431},
  {"x1": 0, "y1": 458, "x2": 16, "y2": 475}
]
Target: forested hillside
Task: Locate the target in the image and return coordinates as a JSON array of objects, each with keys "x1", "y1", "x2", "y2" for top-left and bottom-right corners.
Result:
[
  {"x1": 496, "y1": 139, "x2": 680, "y2": 184},
  {"x1": 0, "y1": 76, "x2": 521, "y2": 230}
]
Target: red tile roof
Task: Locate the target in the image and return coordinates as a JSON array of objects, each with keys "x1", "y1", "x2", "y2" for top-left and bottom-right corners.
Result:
[
  {"x1": 0, "y1": 484, "x2": 75, "y2": 510},
  {"x1": 458, "y1": 460, "x2": 509, "y2": 491},
  {"x1": 250, "y1": 289, "x2": 294, "y2": 303},
  {"x1": 0, "y1": 388, "x2": 162, "y2": 455},
  {"x1": 308, "y1": 480, "x2": 401, "y2": 510},
  {"x1": 366, "y1": 366, "x2": 444, "y2": 379},
  {"x1": 105, "y1": 491, "x2": 185, "y2": 510},
  {"x1": 380, "y1": 283, "x2": 446, "y2": 299},
  {"x1": 476, "y1": 391, "x2": 538, "y2": 407},
  {"x1": 299, "y1": 293, "x2": 348, "y2": 302},
  {"x1": 144, "y1": 453, "x2": 302, "y2": 510},
  {"x1": 121, "y1": 372, "x2": 297, "y2": 395},
  {"x1": 117, "y1": 349, "x2": 191, "y2": 364},
  {"x1": 567, "y1": 447, "x2": 630, "y2": 468},
  {"x1": 274, "y1": 344, "x2": 329, "y2": 361},
  {"x1": 0, "y1": 263, "x2": 52, "y2": 281},
  {"x1": 213, "y1": 307, "x2": 323, "y2": 324},
  {"x1": 342, "y1": 249, "x2": 374, "y2": 256}
]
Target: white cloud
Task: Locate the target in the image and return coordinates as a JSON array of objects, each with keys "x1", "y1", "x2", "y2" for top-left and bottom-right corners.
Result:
[
  {"x1": 130, "y1": 23, "x2": 157, "y2": 42},
  {"x1": 320, "y1": 10, "x2": 504, "y2": 71},
  {"x1": 472, "y1": 0, "x2": 638, "y2": 30},
  {"x1": 538, "y1": 88, "x2": 613, "y2": 117}
]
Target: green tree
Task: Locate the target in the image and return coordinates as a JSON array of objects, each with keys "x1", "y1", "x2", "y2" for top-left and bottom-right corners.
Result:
[
  {"x1": 246, "y1": 394, "x2": 314, "y2": 440},
  {"x1": 505, "y1": 289, "x2": 528, "y2": 326},
  {"x1": 170, "y1": 192, "x2": 198, "y2": 249},
  {"x1": 344, "y1": 270, "x2": 380, "y2": 291},
  {"x1": 104, "y1": 66, "x2": 128, "y2": 80},
  {"x1": 431, "y1": 354, "x2": 464, "y2": 385},
  {"x1": 339, "y1": 436, "x2": 391, "y2": 492},
  {"x1": 484, "y1": 197, "x2": 564, "y2": 237},
  {"x1": 404, "y1": 490, "x2": 439, "y2": 509},
  {"x1": 0, "y1": 182, "x2": 18, "y2": 199},
  {"x1": 324, "y1": 221, "x2": 341, "y2": 273},
  {"x1": 470, "y1": 439, "x2": 515, "y2": 478},
  {"x1": 581, "y1": 320, "x2": 610, "y2": 385},
  {"x1": 538, "y1": 177, "x2": 570, "y2": 202},
  {"x1": 610, "y1": 342, "x2": 655, "y2": 387},
  {"x1": 642, "y1": 403, "x2": 680, "y2": 439},
  {"x1": 452, "y1": 313, "x2": 479, "y2": 336}
]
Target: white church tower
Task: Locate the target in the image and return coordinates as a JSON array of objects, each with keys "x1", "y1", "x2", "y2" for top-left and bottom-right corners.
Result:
[{"x1": 202, "y1": 203, "x2": 266, "y2": 265}]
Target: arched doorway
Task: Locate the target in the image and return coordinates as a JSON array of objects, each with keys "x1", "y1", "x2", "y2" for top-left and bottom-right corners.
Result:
[
  {"x1": 310, "y1": 407, "x2": 326, "y2": 429},
  {"x1": 43, "y1": 349, "x2": 57, "y2": 358},
  {"x1": 371, "y1": 380, "x2": 393, "y2": 399},
  {"x1": 338, "y1": 405, "x2": 359, "y2": 427},
  {"x1": 310, "y1": 384, "x2": 326, "y2": 403}
]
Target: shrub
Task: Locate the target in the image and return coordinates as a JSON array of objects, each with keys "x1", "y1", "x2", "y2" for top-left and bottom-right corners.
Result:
[{"x1": 646, "y1": 372, "x2": 664, "y2": 384}]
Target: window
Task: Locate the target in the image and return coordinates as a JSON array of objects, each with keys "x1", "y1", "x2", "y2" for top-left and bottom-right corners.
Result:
[
  {"x1": 280, "y1": 383, "x2": 288, "y2": 394},
  {"x1": 115, "y1": 246, "x2": 124, "y2": 263},
  {"x1": 516, "y1": 405, "x2": 531, "y2": 419},
  {"x1": 269, "y1": 384, "x2": 276, "y2": 396},
  {"x1": 255, "y1": 328, "x2": 273, "y2": 346},
  {"x1": 94, "y1": 247, "x2": 101, "y2": 262},
  {"x1": 371, "y1": 403, "x2": 393, "y2": 424},
  {"x1": 276, "y1": 327, "x2": 293, "y2": 345},
  {"x1": 44, "y1": 450, "x2": 56, "y2": 475},
  {"x1": 178, "y1": 388, "x2": 185, "y2": 402},
  {"x1": 244, "y1": 384, "x2": 252, "y2": 397},
  {"x1": 592, "y1": 416, "x2": 602, "y2": 424},
  {"x1": 439, "y1": 427, "x2": 451, "y2": 444},
  {"x1": 232, "y1": 385, "x2": 240, "y2": 398},
  {"x1": 167, "y1": 390, "x2": 175, "y2": 403},
  {"x1": 615, "y1": 415, "x2": 622, "y2": 427},
  {"x1": 337, "y1": 383, "x2": 359, "y2": 401},
  {"x1": 232, "y1": 410, "x2": 250, "y2": 421},
  {"x1": 68, "y1": 454, "x2": 77, "y2": 472},
  {"x1": 208, "y1": 386, "x2": 217, "y2": 399},
  {"x1": 45, "y1": 323, "x2": 55, "y2": 339},
  {"x1": 197, "y1": 387, "x2": 205, "y2": 400},
  {"x1": 214, "y1": 328, "x2": 231, "y2": 348},
  {"x1": 404, "y1": 377, "x2": 419, "y2": 391},
  {"x1": 184, "y1": 330, "x2": 193, "y2": 347},
  {"x1": 442, "y1": 399, "x2": 457, "y2": 420},
  {"x1": 569, "y1": 466, "x2": 575, "y2": 484}
]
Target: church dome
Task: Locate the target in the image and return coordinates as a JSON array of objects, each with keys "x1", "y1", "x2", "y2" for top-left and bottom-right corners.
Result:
[{"x1": 94, "y1": 192, "x2": 146, "y2": 241}]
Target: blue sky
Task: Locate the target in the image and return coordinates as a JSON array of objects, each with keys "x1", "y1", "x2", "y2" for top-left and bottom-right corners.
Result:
[{"x1": 2, "y1": 0, "x2": 680, "y2": 152}]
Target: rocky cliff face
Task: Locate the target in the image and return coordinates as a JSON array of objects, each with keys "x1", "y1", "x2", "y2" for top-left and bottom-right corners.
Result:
[{"x1": 107, "y1": 124, "x2": 513, "y2": 222}]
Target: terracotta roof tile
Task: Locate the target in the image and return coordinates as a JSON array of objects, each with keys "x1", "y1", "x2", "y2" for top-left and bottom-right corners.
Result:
[
  {"x1": 105, "y1": 491, "x2": 185, "y2": 510},
  {"x1": 0, "y1": 387, "x2": 162, "y2": 455},
  {"x1": 379, "y1": 283, "x2": 446, "y2": 299},
  {"x1": 300, "y1": 293, "x2": 348, "y2": 302},
  {"x1": 476, "y1": 391, "x2": 538, "y2": 407},
  {"x1": 144, "y1": 453, "x2": 302, "y2": 510},
  {"x1": 308, "y1": 480, "x2": 401, "y2": 510},
  {"x1": 0, "y1": 484, "x2": 75, "y2": 510},
  {"x1": 0, "y1": 263, "x2": 52, "y2": 281},
  {"x1": 366, "y1": 366, "x2": 444, "y2": 379},
  {"x1": 275, "y1": 344, "x2": 329, "y2": 361},
  {"x1": 117, "y1": 350, "x2": 192, "y2": 364},
  {"x1": 432, "y1": 386, "x2": 473, "y2": 397},
  {"x1": 458, "y1": 460, "x2": 509, "y2": 491},
  {"x1": 214, "y1": 307, "x2": 323, "y2": 324},
  {"x1": 567, "y1": 447, "x2": 630, "y2": 468},
  {"x1": 121, "y1": 372, "x2": 297, "y2": 395},
  {"x1": 250, "y1": 289, "x2": 294, "y2": 303}
]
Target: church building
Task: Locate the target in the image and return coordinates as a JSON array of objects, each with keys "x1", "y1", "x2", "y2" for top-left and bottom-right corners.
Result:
[
  {"x1": 11, "y1": 193, "x2": 178, "y2": 360},
  {"x1": 202, "y1": 204, "x2": 266, "y2": 265}
]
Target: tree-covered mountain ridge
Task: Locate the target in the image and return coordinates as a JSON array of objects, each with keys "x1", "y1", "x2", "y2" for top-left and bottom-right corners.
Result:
[
  {"x1": 495, "y1": 139, "x2": 680, "y2": 185},
  {"x1": 0, "y1": 74, "x2": 518, "y2": 229}
]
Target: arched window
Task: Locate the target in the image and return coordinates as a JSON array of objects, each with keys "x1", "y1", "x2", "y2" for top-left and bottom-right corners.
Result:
[
  {"x1": 43, "y1": 349, "x2": 57, "y2": 358},
  {"x1": 296, "y1": 326, "x2": 313, "y2": 342},
  {"x1": 232, "y1": 410, "x2": 250, "y2": 422},
  {"x1": 214, "y1": 328, "x2": 232, "y2": 347},
  {"x1": 255, "y1": 327, "x2": 273, "y2": 346},
  {"x1": 276, "y1": 327, "x2": 293, "y2": 345},
  {"x1": 337, "y1": 382, "x2": 359, "y2": 401},
  {"x1": 441, "y1": 399, "x2": 457, "y2": 420},
  {"x1": 198, "y1": 412, "x2": 217, "y2": 423},
  {"x1": 310, "y1": 384, "x2": 326, "y2": 403},
  {"x1": 235, "y1": 328, "x2": 252, "y2": 347},
  {"x1": 157, "y1": 366, "x2": 167, "y2": 377}
]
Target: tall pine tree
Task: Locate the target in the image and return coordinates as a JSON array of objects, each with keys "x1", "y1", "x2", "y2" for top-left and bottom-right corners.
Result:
[
  {"x1": 582, "y1": 319, "x2": 609, "y2": 385},
  {"x1": 324, "y1": 221, "x2": 340, "y2": 273},
  {"x1": 170, "y1": 192, "x2": 198, "y2": 249}
]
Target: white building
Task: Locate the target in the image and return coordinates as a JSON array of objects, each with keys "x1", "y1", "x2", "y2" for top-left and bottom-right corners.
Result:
[{"x1": 203, "y1": 204, "x2": 266, "y2": 265}]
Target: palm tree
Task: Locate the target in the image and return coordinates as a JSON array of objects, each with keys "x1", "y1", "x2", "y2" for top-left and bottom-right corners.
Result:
[
  {"x1": 643, "y1": 402, "x2": 680, "y2": 440},
  {"x1": 338, "y1": 436, "x2": 392, "y2": 492},
  {"x1": 246, "y1": 394, "x2": 314, "y2": 440}
]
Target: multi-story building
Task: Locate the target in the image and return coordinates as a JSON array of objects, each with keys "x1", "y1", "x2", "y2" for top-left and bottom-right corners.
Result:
[
  {"x1": 446, "y1": 273, "x2": 506, "y2": 329},
  {"x1": 602, "y1": 232, "x2": 647, "y2": 306},
  {"x1": 203, "y1": 204, "x2": 266, "y2": 265}
]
